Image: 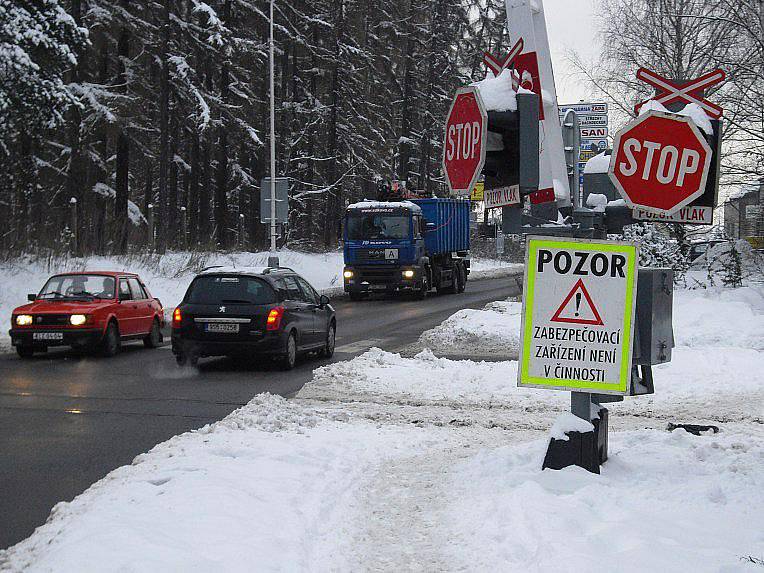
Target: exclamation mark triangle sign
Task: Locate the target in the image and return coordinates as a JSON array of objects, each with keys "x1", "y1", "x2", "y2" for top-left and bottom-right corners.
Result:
[{"x1": 550, "y1": 279, "x2": 604, "y2": 325}]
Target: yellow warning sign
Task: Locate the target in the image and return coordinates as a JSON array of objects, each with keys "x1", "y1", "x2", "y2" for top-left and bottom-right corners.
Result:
[{"x1": 470, "y1": 180, "x2": 485, "y2": 201}]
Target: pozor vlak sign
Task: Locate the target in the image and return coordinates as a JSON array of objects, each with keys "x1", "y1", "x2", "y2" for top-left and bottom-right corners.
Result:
[
  {"x1": 609, "y1": 110, "x2": 712, "y2": 215},
  {"x1": 519, "y1": 237, "x2": 638, "y2": 395},
  {"x1": 443, "y1": 86, "x2": 487, "y2": 196}
]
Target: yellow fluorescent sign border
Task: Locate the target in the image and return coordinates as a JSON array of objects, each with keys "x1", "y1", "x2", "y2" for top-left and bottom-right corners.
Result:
[{"x1": 518, "y1": 237, "x2": 638, "y2": 394}]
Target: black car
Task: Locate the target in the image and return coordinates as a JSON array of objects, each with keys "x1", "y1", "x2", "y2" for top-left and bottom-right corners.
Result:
[{"x1": 171, "y1": 266, "x2": 336, "y2": 369}]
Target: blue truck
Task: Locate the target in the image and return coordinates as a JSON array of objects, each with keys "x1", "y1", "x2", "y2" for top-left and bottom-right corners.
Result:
[{"x1": 342, "y1": 198, "x2": 470, "y2": 300}]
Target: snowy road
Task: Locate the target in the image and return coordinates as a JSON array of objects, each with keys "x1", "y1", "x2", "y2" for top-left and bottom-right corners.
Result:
[{"x1": 0, "y1": 273, "x2": 522, "y2": 550}]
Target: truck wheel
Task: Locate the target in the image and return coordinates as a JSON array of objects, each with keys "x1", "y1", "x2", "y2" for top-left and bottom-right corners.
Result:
[
  {"x1": 413, "y1": 274, "x2": 429, "y2": 300},
  {"x1": 349, "y1": 291, "x2": 365, "y2": 301},
  {"x1": 456, "y1": 263, "x2": 466, "y2": 293}
]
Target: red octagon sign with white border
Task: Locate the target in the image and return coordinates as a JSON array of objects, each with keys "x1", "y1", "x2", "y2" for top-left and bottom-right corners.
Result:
[
  {"x1": 442, "y1": 86, "x2": 487, "y2": 196},
  {"x1": 608, "y1": 110, "x2": 712, "y2": 215}
]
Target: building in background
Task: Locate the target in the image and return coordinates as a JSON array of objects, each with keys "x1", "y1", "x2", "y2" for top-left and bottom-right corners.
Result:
[{"x1": 724, "y1": 178, "x2": 764, "y2": 249}]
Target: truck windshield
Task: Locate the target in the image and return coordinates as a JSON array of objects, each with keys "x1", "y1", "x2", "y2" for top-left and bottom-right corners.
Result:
[
  {"x1": 347, "y1": 213, "x2": 410, "y2": 240},
  {"x1": 186, "y1": 276, "x2": 276, "y2": 305}
]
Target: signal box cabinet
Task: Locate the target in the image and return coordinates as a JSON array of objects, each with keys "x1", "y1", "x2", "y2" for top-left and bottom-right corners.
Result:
[{"x1": 634, "y1": 268, "x2": 674, "y2": 366}]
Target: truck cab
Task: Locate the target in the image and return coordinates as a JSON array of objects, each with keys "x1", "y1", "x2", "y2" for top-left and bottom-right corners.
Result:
[{"x1": 342, "y1": 198, "x2": 470, "y2": 300}]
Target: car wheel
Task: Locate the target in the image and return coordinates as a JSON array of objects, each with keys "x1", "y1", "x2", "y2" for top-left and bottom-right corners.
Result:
[
  {"x1": 175, "y1": 352, "x2": 199, "y2": 368},
  {"x1": 102, "y1": 322, "x2": 120, "y2": 357},
  {"x1": 279, "y1": 332, "x2": 297, "y2": 370},
  {"x1": 143, "y1": 319, "x2": 162, "y2": 348},
  {"x1": 318, "y1": 322, "x2": 336, "y2": 358},
  {"x1": 16, "y1": 346, "x2": 34, "y2": 359}
]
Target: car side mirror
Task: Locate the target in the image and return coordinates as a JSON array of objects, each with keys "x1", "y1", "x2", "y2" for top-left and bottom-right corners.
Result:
[
  {"x1": 319, "y1": 294, "x2": 330, "y2": 307},
  {"x1": 27, "y1": 294, "x2": 36, "y2": 302}
]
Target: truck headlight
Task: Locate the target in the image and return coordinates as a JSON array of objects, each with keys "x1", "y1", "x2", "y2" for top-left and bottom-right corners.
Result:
[
  {"x1": 69, "y1": 314, "x2": 88, "y2": 326},
  {"x1": 402, "y1": 270, "x2": 415, "y2": 279},
  {"x1": 15, "y1": 315, "x2": 33, "y2": 326},
  {"x1": 343, "y1": 270, "x2": 354, "y2": 279}
]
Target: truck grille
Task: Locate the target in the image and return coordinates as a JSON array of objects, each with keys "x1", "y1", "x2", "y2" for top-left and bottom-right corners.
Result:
[{"x1": 356, "y1": 267, "x2": 398, "y2": 283}]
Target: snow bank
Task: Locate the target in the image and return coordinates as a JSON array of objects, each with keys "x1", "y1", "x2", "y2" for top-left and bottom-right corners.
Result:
[
  {"x1": 0, "y1": 395, "x2": 426, "y2": 572},
  {"x1": 688, "y1": 239, "x2": 764, "y2": 286},
  {"x1": 446, "y1": 427, "x2": 764, "y2": 571},
  {"x1": 418, "y1": 300, "x2": 522, "y2": 357}
]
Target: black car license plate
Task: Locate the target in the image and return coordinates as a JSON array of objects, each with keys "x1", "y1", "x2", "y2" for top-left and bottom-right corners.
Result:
[{"x1": 205, "y1": 323, "x2": 239, "y2": 334}]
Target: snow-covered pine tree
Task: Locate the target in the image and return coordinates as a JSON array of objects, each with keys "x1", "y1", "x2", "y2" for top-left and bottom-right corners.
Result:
[
  {"x1": 721, "y1": 240, "x2": 743, "y2": 288},
  {"x1": 623, "y1": 222, "x2": 689, "y2": 283}
]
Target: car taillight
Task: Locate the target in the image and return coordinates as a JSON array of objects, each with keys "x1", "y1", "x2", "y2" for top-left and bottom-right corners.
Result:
[
  {"x1": 266, "y1": 306, "x2": 284, "y2": 331},
  {"x1": 172, "y1": 307, "x2": 182, "y2": 328}
]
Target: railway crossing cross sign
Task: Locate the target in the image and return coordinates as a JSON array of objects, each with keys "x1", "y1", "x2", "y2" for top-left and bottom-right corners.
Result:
[
  {"x1": 483, "y1": 38, "x2": 524, "y2": 76},
  {"x1": 519, "y1": 236, "x2": 638, "y2": 395},
  {"x1": 634, "y1": 68, "x2": 726, "y2": 119},
  {"x1": 443, "y1": 86, "x2": 488, "y2": 196},
  {"x1": 608, "y1": 110, "x2": 712, "y2": 215}
]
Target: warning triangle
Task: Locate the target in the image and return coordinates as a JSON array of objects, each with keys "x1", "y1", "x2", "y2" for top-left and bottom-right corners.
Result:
[{"x1": 550, "y1": 279, "x2": 604, "y2": 325}]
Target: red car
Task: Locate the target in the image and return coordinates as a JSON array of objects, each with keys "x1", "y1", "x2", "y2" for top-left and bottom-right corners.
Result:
[{"x1": 9, "y1": 272, "x2": 165, "y2": 358}]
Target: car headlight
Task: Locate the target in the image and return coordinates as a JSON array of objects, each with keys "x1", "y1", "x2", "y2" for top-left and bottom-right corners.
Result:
[
  {"x1": 69, "y1": 314, "x2": 88, "y2": 326},
  {"x1": 402, "y1": 270, "x2": 415, "y2": 279},
  {"x1": 15, "y1": 315, "x2": 33, "y2": 326},
  {"x1": 343, "y1": 270, "x2": 354, "y2": 279}
]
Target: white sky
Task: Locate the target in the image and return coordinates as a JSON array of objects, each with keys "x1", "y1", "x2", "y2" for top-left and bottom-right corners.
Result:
[{"x1": 541, "y1": 0, "x2": 602, "y2": 105}]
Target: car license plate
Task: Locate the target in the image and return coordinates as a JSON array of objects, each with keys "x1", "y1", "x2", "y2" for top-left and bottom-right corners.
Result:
[
  {"x1": 33, "y1": 332, "x2": 64, "y2": 341},
  {"x1": 205, "y1": 323, "x2": 239, "y2": 334},
  {"x1": 371, "y1": 285, "x2": 387, "y2": 291}
]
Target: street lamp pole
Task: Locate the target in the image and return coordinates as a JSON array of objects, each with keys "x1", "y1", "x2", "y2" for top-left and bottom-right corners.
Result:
[{"x1": 269, "y1": 0, "x2": 277, "y2": 253}]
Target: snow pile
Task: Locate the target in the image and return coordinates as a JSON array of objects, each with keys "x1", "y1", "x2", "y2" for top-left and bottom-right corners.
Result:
[
  {"x1": 312, "y1": 346, "x2": 536, "y2": 404},
  {"x1": 0, "y1": 395, "x2": 425, "y2": 572},
  {"x1": 583, "y1": 151, "x2": 611, "y2": 174},
  {"x1": 585, "y1": 192, "x2": 608, "y2": 211},
  {"x1": 673, "y1": 287, "x2": 764, "y2": 350},
  {"x1": 446, "y1": 427, "x2": 764, "y2": 571},
  {"x1": 548, "y1": 412, "x2": 594, "y2": 440},
  {"x1": 472, "y1": 69, "x2": 517, "y2": 112},
  {"x1": 418, "y1": 300, "x2": 522, "y2": 357}
]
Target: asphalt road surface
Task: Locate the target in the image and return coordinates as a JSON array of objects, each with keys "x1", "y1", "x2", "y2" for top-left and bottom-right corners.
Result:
[{"x1": 0, "y1": 273, "x2": 522, "y2": 550}]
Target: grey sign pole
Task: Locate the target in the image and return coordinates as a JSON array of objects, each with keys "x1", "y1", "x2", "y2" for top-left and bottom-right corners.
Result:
[{"x1": 561, "y1": 109, "x2": 581, "y2": 209}]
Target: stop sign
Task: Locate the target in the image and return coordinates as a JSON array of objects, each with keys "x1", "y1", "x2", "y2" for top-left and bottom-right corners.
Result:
[
  {"x1": 608, "y1": 110, "x2": 712, "y2": 214},
  {"x1": 443, "y1": 86, "x2": 487, "y2": 196}
]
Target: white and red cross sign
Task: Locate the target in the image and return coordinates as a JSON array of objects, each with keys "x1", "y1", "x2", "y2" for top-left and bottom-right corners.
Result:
[
  {"x1": 633, "y1": 67, "x2": 726, "y2": 119},
  {"x1": 482, "y1": 38, "x2": 524, "y2": 77}
]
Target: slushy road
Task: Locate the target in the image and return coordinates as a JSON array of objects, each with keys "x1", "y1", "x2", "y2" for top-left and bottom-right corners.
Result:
[{"x1": 0, "y1": 273, "x2": 522, "y2": 549}]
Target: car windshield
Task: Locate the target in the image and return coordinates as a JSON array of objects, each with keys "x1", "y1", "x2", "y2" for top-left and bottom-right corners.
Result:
[
  {"x1": 186, "y1": 276, "x2": 277, "y2": 305},
  {"x1": 347, "y1": 212, "x2": 410, "y2": 240},
  {"x1": 38, "y1": 275, "x2": 115, "y2": 300}
]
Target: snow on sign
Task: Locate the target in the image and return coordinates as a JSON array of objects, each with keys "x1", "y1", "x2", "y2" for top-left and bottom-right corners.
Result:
[
  {"x1": 519, "y1": 236, "x2": 638, "y2": 394},
  {"x1": 609, "y1": 110, "x2": 712, "y2": 215}
]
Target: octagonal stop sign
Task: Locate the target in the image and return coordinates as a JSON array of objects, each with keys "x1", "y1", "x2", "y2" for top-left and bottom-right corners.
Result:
[
  {"x1": 443, "y1": 86, "x2": 487, "y2": 196},
  {"x1": 608, "y1": 110, "x2": 712, "y2": 214}
]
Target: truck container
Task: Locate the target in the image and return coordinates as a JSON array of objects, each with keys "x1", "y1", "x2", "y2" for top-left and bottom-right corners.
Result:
[{"x1": 342, "y1": 198, "x2": 470, "y2": 300}]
